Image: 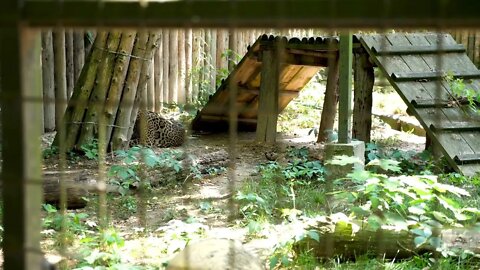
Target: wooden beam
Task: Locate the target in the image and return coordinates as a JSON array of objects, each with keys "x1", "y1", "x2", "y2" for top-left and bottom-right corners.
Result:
[
  {"x1": 337, "y1": 33, "x2": 353, "y2": 143},
  {"x1": 250, "y1": 52, "x2": 329, "y2": 67},
  {"x1": 256, "y1": 48, "x2": 280, "y2": 143},
  {"x1": 239, "y1": 86, "x2": 298, "y2": 97},
  {"x1": 317, "y1": 53, "x2": 340, "y2": 143},
  {"x1": 0, "y1": 27, "x2": 44, "y2": 270},
  {"x1": 392, "y1": 71, "x2": 480, "y2": 82},
  {"x1": 14, "y1": 0, "x2": 480, "y2": 28},
  {"x1": 352, "y1": 48, "x2": 374, "y2": 143},
  {"x1": 372, "y1": 44, "x2": 466, "y2": 55}
]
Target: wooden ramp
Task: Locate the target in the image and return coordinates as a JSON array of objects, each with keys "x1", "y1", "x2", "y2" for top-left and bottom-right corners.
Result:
[
  {"x1": 358, "y1": 33, "x2": 480, "y2": 176},
  {"x1": 191, "y1": 34, "x2": 339, "y2": 132}
]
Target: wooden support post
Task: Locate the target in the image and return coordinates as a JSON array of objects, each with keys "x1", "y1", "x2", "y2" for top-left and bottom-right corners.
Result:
[
  {"x1": 352, "y1": 48, "x2": 374, "y2": 143},
  {"x1": 256, "y1": 45, "x2": 280, "y2": 143},
  {"x1": 0, "y1": 27, "x2": 45, "y2": 270},
  {"x1": 317, "y1": 52, "x2": 340, "y2": 143},
  {"x1": 337, "y1": 33, "x2": 353, "y2": 144}
]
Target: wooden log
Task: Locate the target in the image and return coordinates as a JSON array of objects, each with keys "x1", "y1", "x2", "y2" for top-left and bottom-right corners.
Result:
[
  {"x1": 65, "y1": 29, "x2": 75, "y2": 98},
  {"x1": 41, "y1": 30, "x2": 56, "y2": 132},
  {"x1": 42, "y1": 170, "x2": 91, "y2": 209},
  {"x1": 295, "y1": 218, "x2": 480, "y2": 260},
  {"x1": 192, "y1": 29, "x2": 201, "y2": 102},
  {"x1": 154, "y1": 31, "x2": 163, "y2": 112},
  {"x1": 178, "y1": 29, "x2": 186, "y2": 104},
  {"x1": 73, "y1": 30, "x2": 85, "y2": 83},
  {"x1": 111, "y1": 32, "x2": 149, "y2": 150},
  {"x1": 77, "y1": 31, "x2": 122, "y2": 147},
  {"x1": 256, "y1": 47, "x2": 280, "y2": 143},
  {"x1": 147, "y1": 54, "x2": 155, "y2": 110},
  {"x1": 169, "y1": 29, "x2": 179, "y2": 103},
  {"x1": 53, "y1": 28, "x2": 68, "y2": 128},
  {"x1": 352, "y1": 49, "x2": 374, "y2": 143},
  {"x1": 209, "y1": 29, "x2": 217, "y2": 90},
  {"x1": 103, "y1": 30, "x2": 137, "y2": 147},
  {"x1": 185, "y1": 29, "x2": 193, "y2": 104},
  {"x1": 162, "y1": 29, "x2": 170, "y2": 104},
  {"x1": 53, "y1": 32, "x2": 108, "y2": 151},
  {"x1": 126, "y1": 32, "x2": 161, "y2": 141},
  {"x1": 317, "y1": 52, "x2": 340, "y2": 143},
  {"x1": 228, "y1": 30, "x2": 238, "y2": 72},
  {"x1": 216, "y1": 29, "x2": 228, "y2": 74}
]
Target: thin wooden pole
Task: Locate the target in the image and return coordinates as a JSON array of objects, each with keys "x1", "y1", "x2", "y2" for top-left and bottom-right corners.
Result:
[
  {"x1": 337, "y1": 33, "x2": 353, "y2": 144},
  {"x1": 41, "y1": 30, "x2": 56, "y2": 132}
]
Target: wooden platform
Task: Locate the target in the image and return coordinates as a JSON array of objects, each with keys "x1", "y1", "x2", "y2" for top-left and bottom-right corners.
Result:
[
  {"x1": 358, "y1": 33, "x2": 480, "y2": 176},
  {"x1": 191, "y1": 34, "x2": 340, "y2": 131}
]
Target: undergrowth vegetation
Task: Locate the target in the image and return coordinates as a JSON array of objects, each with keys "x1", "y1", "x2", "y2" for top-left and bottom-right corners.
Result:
[
  {"x1": 234, "y1": 146, "x2": 480, "y2": 269},
  {"x1": 36, "y1": 67, "x2": 480, "y2": 269}
]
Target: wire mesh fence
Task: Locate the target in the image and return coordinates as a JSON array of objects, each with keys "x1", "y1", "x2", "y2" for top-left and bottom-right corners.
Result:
[{"x1": 1, "y1": 1, "x2": 480, "y2": 269}]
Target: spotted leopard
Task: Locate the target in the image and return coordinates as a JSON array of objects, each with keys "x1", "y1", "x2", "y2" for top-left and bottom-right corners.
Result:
[{"x1": 130, "y1": 111, "x2": 185, "y2": 148}]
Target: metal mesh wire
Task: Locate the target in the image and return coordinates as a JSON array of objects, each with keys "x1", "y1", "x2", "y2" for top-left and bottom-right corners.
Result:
[{"x1": 1, "y1": 1, "x2": 480, "y2": 269}]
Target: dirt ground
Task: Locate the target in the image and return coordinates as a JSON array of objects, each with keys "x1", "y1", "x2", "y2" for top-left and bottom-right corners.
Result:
[{"x1": 39, "y1": 114, "x2": 426, "y2": 268}]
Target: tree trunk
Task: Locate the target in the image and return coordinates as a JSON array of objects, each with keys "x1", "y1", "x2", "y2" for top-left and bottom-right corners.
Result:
[
  {"x1": 295, "y1": 219, "x2": 480, "y2": 260},
  {"x1": 65, "y1": 30, "x2": 75, "y2": 99},
  {"x1": 73, "y1": 30, "x2": 85, "y2": 83},
  {"x1": 317, "y1": 52, "x2": 340, "y2": 143},
  {"x1": 169, "y1": 29, "x2": 179, "y2": 103},
  {"x1": 41, "y1": 30, "x2": 56, "y2": 132},
  {"x1": 53, "y1": 29, "x2": 68, "y2": 129}
]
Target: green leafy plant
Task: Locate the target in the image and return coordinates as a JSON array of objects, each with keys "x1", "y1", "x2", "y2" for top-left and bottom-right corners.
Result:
[
  {"x1": 109, "y1": 146, "x2": 183, "y2": 195},
  {"x1": 80, "y1": 139, "x2": 99, "y2": 160},
  {"x1": 333, "y1": 156, "x2": 480, "y2": 255},
  {"x1": 42, "y1": 145, "x2": 59, "y2": 159},
  {"x1": 74, "y1": 228, "x2": 127, "y2": 269},
  {"x1": 365, "y1": 142, "x2": 441, "y2": 174},
  {"x1": 445, "y1": 73, "x2": 480, "y2": 114}
]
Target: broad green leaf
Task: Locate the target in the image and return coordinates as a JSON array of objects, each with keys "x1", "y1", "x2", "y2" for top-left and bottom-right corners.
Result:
[
  {"x1": 408, "y1": 205, "x2": 426, "y2": 215},
  {"x1": 414, "y1": 236, "x2": 427, "y2": 247},
  {"x1": 368, "y1": 159, "x2": 401, "y2": 172},
  {"x1": 432, "y1": 211, "x2": 452, "y2": 223},
  {"x1": 269, "y1": 256, "x2": 279, "y2": 269},
  {"x1": 367, "y1": 215, "x2": 382, "y2": 231},
  {"x1": 428, "y1": 236, "x2": 442, "y2": 249},
  {"x1": 307, "y1": 230, "x2": 320, "y2": 242},
  {"x1": 453, "y1": 211, "x2": 470, "y2": 221},
  {"x1": 437, "y1": 195, "x2": 460, "y2": 212}
]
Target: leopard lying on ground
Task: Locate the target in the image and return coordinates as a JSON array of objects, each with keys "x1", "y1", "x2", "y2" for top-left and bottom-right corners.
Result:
[{"x1": 130, "y1": 111, "x2": 185, "y2": 148}]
